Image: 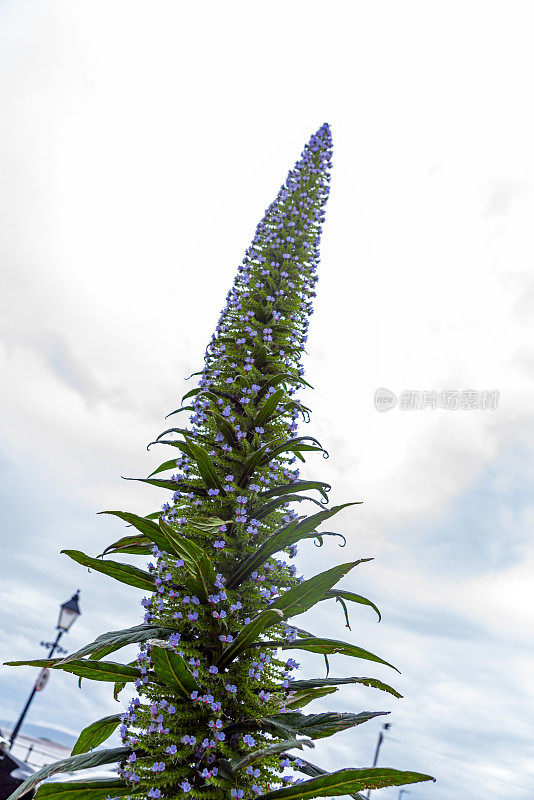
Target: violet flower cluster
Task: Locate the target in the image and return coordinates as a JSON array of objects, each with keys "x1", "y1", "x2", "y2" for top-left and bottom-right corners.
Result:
[{"x1": 117, "y1": 124, "x2": 333, "y2": 800}]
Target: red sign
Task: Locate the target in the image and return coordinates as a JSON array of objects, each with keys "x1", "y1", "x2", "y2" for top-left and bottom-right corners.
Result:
[{"x1": 35, "y1": 668, "x2": 50, "y2": 692}]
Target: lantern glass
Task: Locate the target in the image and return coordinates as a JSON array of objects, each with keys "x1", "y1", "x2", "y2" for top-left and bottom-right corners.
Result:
[{"x1": 57, "y1": 592, "x2": 81, "y2": 632}]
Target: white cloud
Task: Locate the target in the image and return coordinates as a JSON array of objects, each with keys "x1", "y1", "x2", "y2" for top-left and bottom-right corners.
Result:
[{"x1": 1, "y1": 2, "x2": 534, "y2": 797}]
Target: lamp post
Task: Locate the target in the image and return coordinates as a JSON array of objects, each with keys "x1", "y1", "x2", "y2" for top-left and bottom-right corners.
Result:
[
  {"x1": 365, "y1": 722, "x2": 392, "y2": 799},
  {"x1": 9, "y1": 592, "x2": 81, "y2": 748}
]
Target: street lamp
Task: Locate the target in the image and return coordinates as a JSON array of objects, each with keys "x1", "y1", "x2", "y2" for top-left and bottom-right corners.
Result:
[
  {"x1": 365, "y1": 722, "x2": 392, "y2": 799},
  {"x1": 9, "y1": 592, "x2": 81, "y2": 748}
]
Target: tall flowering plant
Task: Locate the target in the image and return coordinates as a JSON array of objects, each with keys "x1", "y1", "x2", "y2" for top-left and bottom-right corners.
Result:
[{"x1": 6, "y1": 125, "x2": 434, "y2": 800}]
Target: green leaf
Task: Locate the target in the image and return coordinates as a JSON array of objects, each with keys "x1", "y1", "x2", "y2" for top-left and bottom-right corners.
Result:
[
  {"x1": 289, "y1": 676, "x2": 403, "y2": 699},
  {"x1": 5, "y1": 658, "x2": 143, "y2": 684},
  {"x1": 151, "y1": 645, "x2": 200, "y2": 697},
  {"x1": 71, "y1": 715, "x2": 122, "y2": 755},
  {"x1": 269, "y1": 561, "x2": 364, "y2": 621},
  {"x1": 217, "y1": 608, "x2": 286, "y2": 669},
  {"x1": 253, "y1": 389, "x2": 285, "y2": 429},
  {"x1": 258, "y1": 480, "x2": 331, "y2": 503},
  {"x1": 157, "y1": 519, "x2": 216, "y2": 598},
  {"x1": 98, "y1": 534, "x2": 152, "y2": 557},
  {"x1": 59, "y1": 625, "x2": 176, "y2": 664},
  {"x1": 282, "y1": 757, "x2": 367, "y2": 800},
  {"x1": 277, "y1": 637, "x2": 400, "y2": 673},
  {"x1": 161, "y1": 404, "x2": 195, "y2": 418},
  {"x1": 61, "y1": 550, "x2": 155, "y2": 592},
  {"x1": 231, "y1": 738, "x2": 314, "y2": 773},
  {"x1": 147, "y1": 458, "x2": 180, "y2": 478},
  {"x1": 255, "y1": 373, "x2": 313, "y2": 402},
  {"x1": 124, "y1": 476, "x2": 207, "y2": 496},
  {"x1": 6, "y1": 748, "x2": 131, "y2": 800},
  {"x1": 324, "y1": 588, "x2": 382, "y2": 622},
  {"x1": 285, "y1": 687, "x2": 338, "y2": 708},
  {"x1": 98, "y1": 510, "x2": 160, "y2": 538},
  {"x1": 267, "y1": 710, "x2": 388, "y2": 740},
  {"x1": 228, "y1": 504, "x2": 357, "y2": 588},
  {"x1": 260, "y1": 767, "x2": 435, "y2": 800},
  {"x1": 186, "y1": 440, "x2": 226, "y2": 492},
  {"x1": 32, "y1": 780, "x2": 135, "y2": 800}
]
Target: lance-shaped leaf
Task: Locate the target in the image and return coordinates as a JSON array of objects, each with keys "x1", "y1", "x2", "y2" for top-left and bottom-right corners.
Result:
[
  {"x1": 71, "y1": 714, "x2": 122, "y2": 755},
  {"x1": 268, "y1": 561, "x2": 364, "y2": 621},
  {"x1": 32, "y1": 779, "x2": 135, "y2": 800},
  {"x1": 155, "y1": 520, "x2": 217, "y2": 598},
  {"x1": 231, "y1": 738, "x2": 314, "y2": 773},
  {"x1": 285, "y1": 687, "x2": 338, "y2": 708},
  {"x1": 5, "y1": 658, "x2": 143, "y2": 684},
  {"x1": 124, "y1": 476, "x2": 207, "y2": 496},
  {"x1": 147, "y1": 458, "x2": 181, "y2": 478},
  {"x1": 228, "y1": 504, "x2": 359, "y2": 588},
  {"x1": 98, "y1": 534, "x2": 152, "y2": 558},
  {"x1": 255, "y1": 373, "x2": 313, "y2": 402},
  {"x1": 257, "y1": 480, "x2": 331, "y2": 503},
  {"x1": 217, "y1": 608, "x2": 285, "y2": 669},
  {"x1": 185, "y1": 440, "x2": 226, "y2": 493},
  {"x1": 251, "y1": 494, "x2": 327, "y2": 523},
  {"x1": 151, "y1": 645, "x2": 200, "y2": 697},
  {"x1": 6, "y1": 747, "x2": 131, "y2": 800},
  {"x1": 324, "y1": 588, "x2": 382, "y2": 623},
  {"x1": 237, "y1": 437, "x2": 326, "y2": 488},
  {"x1": 260, "y1": 767, "x2": 435, "y2": 800},
  {"x1": 288, "y1": 676, "x2": 403, "y2": 699},
  {"x1": 98, "y1": 510, "x2": 161, "y2": 538},
  {"x1": 268, "y1": 637, "x2": 400, "y2": 673},
  {"x1": 282, "y1": 757, "x2": 366, "y2": 800},
  {"x1": 61, "y1": 550, "x2": 155, "y2": 592},
  {"x1": 253, "y1": 388, "x2": 285, "y2": 429},
  {"x1": 59, "y1": 624, "x2": 176, "y2": 664},
  {"x1": 267, "y1": 710, "x2": 388, "y2": 740}
]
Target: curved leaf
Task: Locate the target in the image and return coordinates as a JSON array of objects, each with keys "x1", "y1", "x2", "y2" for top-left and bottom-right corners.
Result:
[
  {"x1": 260, "y1": 767, "x2": 435, "y2": 800},
  {"x1": 231, "y1": 738, "x2": 314, "y2": 773},
  {"x1": 269, "y1": 561, "x2": 364, "y2": 621},
  {"x1": 254, "y1": 389, "x2": 285, "y2": 429},
  {"x1": 147, "y1": 458, "x2": 180, "y2": 478},
  {"x1": 217, "y1": 608, "x2": 285, "y2": 669},
  {"x1": 5, "y1": 658, "x2": 143, "y2": 684},
  {"x1": 6, "y1": 747, "x2": 131, "y2": 800},
  {"x1": 151, "y1": 645, "x2": 200, "y2": 697},
  {"x1": 272, "y1": 637, "x2": 400, "y2": 673},
  {"x1": 123, "y1": 476, "x2": 208, "y2": 496},
  {"x1": 32, "y1": 780, "x2": 134, "y2": 800},
  {"x1": 288, "y1": 676, "x2": 403, "y2": 699},
  {"x1": 71, "y1": 714, "x2": 122, "y2": 756},
  {"x1": 285, "y1": 687, "x2": 338, "y2": 708},
  {"x1": 59, "y1": 624, "x2": 176, "y2": 664},
  {"x1": 98, "y1": 534, "x2": 151, "y2": 558},
  {"x1": 228, "y1": 504, "x2": 358, "y2": 588},
  {"x1": 258, "y1": 480, "x2": 331, "y2": 503},
  {"x1": 267, "y1": 710, "x2": 388, "y2": 740},
  {"x1": 324, "y1": 589, "x2": 381, "y2": 622},
  {"x1": 61, "y1": 550, "x2": 155, "y2": 592},
  {"x1": 186, "y1": 440, "x2": 226, "y2": 492}
]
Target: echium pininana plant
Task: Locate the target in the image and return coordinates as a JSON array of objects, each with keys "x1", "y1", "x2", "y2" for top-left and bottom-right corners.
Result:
[{"x1": 6, "y1": 124, "x2": 434, "y2": 800}]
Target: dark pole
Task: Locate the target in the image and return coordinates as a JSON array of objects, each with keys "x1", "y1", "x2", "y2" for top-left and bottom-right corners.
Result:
[
  {"x1": 9, "y1": 629, "x2": 64, "y2": 748},
  {"x1": 365, "y1": 723, "x2": 391, "y2": 799}
]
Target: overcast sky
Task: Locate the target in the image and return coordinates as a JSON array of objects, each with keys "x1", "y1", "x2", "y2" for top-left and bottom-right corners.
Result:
[{"x1": 1, "y1": 2, "x2": 533, "y2": 798}]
